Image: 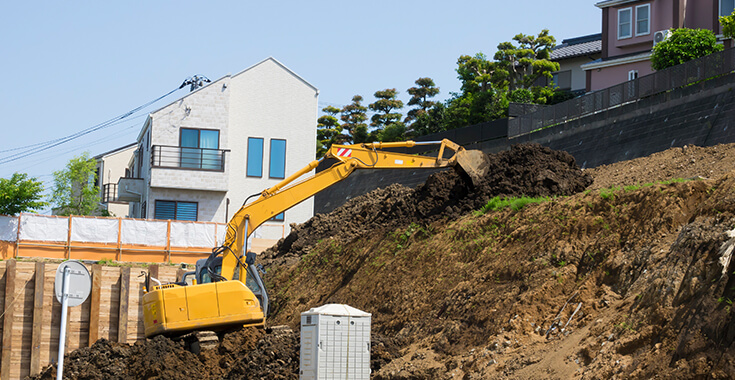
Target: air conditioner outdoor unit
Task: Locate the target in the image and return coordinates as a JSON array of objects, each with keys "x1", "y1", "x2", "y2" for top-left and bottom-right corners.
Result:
[{"x1": 653, "y1": 30, "x2": 670, "y2": 46}]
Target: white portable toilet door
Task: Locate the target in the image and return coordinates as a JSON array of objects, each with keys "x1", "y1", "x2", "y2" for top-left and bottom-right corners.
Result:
[{"x1": 300, "y1": 324, "x2": 318, "y2": 379}]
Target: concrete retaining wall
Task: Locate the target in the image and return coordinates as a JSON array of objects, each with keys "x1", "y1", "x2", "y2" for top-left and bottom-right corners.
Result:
[{"x1": 315, "y1": 72, "x2": 735, "y2": 214}]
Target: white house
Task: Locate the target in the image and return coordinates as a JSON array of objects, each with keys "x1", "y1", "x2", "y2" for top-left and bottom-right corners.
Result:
[{"x1": 117, "y1": 57, "x2": 318, "y2": 241}]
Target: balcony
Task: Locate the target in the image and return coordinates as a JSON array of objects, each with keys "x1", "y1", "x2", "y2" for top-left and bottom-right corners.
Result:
[
  {"x1": 151, "y1": 145, "x2": 229, "y2": 171},
  {"x1": 101, "y1": 183, "x2": 118, "y2": 203},
  {"x1": 117, "y1": 177, "x2": 144, "y2": 202}
]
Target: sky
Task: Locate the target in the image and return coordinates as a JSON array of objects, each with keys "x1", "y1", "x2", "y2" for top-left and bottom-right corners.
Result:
[{"x1": 0, "y1": 1, "x2": 600, "y2": 211}]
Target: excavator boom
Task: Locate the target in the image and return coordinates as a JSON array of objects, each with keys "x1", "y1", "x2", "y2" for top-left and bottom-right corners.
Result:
[{"x1": 142, "y1": 139, "x2": 489, "y2": 337}]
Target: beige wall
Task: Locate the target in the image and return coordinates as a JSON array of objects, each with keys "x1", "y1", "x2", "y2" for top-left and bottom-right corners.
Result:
[
  {"x1": 557, "y1": 55, "x2": 601, "y2": 92},
  {"x1": 97, "y1": 145, "x2": 135, "y2": 217}
]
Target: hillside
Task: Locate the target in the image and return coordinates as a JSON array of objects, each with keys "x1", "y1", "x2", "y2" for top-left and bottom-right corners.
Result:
[{"x1": 31, "y1": 143, "x2": 735, "y2": 379}]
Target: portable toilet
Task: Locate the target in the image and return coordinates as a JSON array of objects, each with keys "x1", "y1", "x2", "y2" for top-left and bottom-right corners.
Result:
[{"x1": 300, "y1": 304, "x2": 371, "y2": 380}]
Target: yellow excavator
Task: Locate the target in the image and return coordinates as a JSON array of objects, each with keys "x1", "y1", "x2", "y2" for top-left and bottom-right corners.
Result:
[{"x1": 141, "y1": 139, "x2": 489, "y2": 338}]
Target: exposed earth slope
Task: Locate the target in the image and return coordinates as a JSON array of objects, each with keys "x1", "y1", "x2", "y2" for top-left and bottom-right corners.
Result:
[{"x1": 30, "y1": 143, "x2": 735, "y2": 380}]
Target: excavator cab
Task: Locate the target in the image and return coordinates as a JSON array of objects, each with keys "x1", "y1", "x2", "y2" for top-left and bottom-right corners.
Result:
[{"x1": 178, "y1": 253, "x2": 269, "y2": 317}]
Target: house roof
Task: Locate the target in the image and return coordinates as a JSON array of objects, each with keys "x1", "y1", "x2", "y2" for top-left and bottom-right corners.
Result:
[
  {"x1": 550, "y1": 33, "x2": 602, "y2": 61},
  {"x1": 595, "y1": 0, "x2": 641, "y2": 8},
  {"x1": 136, "y1": 57, "x2": 319, "y2": 142},
  {"x1": 93, "y1": 142, "x2": 137, "y2": 160},
  {"x1": 232, "y1": 57, "x2": 319, "y2": 93}
]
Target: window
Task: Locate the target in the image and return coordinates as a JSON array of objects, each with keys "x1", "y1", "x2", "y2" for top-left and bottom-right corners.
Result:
[
  {"x1": 628, "y1": 70, "x2": 639, "y2": 81},
  {"x1": 270, "y1": 212, "x2": 284, "y2": 222},
  {"x1": 721, "y1": 0, "x2": 735, "y2": 17},
  {"x1": 635, "y1": 4, "x2": 650, "y2": 36},
  {"x1": 180, "y1": 128, "x2": 221, "y2": 170},
  {"x1": 552, "y1": 70, "x2": 572, "y2": 90},
  {"x1": 247, "y1": 137, "x2": 264, "y2": 177},
  {"x1": 141, "y1": 201, "x2": 147, "y2": 219},
  {"x1": 269, "y1": 139, "x2": 286, "y2": 179},
  {"x1": 154, "y1": 200, "x2": 198, "y2": 221},
  {"x1": 618, "y1": 8, "x2": 632, "y2": 39}
]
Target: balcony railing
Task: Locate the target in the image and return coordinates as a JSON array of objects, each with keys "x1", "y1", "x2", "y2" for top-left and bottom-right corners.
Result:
[
  {"x1": 151, "y1": 145, "x2": 229, "y2": 171},
  {"x1": 101, "y1": 183, "x2": 118, "y2": 203}
]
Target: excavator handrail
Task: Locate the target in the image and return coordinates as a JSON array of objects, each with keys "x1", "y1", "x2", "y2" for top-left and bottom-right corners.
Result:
[{"x1": 216, "y1": 139, "x2": 471, "y2": 281}]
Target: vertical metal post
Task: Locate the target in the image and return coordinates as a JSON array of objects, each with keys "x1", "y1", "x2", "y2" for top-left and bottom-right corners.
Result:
[
  {"x1": 241, "y1": 218, "x2": 249, "y2": 280},
  {"x1": 56, "y1": 267, "x2": 70, "y2": 380}
]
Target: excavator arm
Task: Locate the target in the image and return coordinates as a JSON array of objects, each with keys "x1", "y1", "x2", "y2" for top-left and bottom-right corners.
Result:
[
  {"x1": 141, "y1": 138, "x2": 488, "y2": 337},
  {"x1": 219, "y1": 138, "x2": 486, "y2": 281}
]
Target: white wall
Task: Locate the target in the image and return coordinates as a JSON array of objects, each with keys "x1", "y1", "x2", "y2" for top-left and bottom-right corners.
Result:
[
  {"x1": 128, "y1": 58, "x2": 318, "y2": 240},
  {"x1": 227, "y1": 58, "x2": 318, "y2": 239}
]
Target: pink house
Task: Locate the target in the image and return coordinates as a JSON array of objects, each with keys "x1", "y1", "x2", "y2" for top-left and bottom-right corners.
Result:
[{"x1": 582, "y1": 0, "x2": 735, "y2": 92}]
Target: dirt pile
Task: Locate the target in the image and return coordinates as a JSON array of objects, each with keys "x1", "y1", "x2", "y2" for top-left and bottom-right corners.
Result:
[
  {"x1": 30, "y1": 142, "x2": 735, "y2": 379},
  {"x1": 263, "y1": 143, "x2": 735, "y2": 379},
  {"x1": 261, "y1": 143, "x2": 591, "y2": 267},
  {"x1": 30, "y1": 327, "x2": 298, "y2": 380}
]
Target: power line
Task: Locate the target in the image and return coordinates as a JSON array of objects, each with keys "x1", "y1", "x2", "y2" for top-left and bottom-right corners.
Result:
[{"x1": 0, "y1": 86, "x2": 182, "y2": 165}]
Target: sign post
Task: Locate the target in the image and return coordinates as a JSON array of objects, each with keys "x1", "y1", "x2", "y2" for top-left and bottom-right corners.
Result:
[{"x1": 54, "y1": 261, "x2": 91, "y2": 380}]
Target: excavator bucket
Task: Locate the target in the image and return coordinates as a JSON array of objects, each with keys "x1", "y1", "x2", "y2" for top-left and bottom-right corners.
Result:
[{"x1": 455, "y1": 149, "x2": 491, "y2": 187}]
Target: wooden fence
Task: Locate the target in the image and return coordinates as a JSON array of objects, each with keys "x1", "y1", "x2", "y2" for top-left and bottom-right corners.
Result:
[{"x1": 0, "y1": 260, "x2": 181, "y2": 380}]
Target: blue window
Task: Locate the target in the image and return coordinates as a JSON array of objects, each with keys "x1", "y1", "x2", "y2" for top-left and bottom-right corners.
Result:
[
  {"x1": 270, "y1": 212, "x2": 284, "y2": 221},
  {"x1": 154, "y1": 200, "x2": 198, "y2": 221},
  {"x1": 180, "y1": 128, "x2": 221, "y2": 170},
  {"x1": 247, "y1": 137, "x2": 264, "y2": 177},
  {"x1": 269, "y1": 139, "x2": 286, "y2": 179},
  {"x1": 721, "y1": 0, "x2": 735, "y2": 17}
]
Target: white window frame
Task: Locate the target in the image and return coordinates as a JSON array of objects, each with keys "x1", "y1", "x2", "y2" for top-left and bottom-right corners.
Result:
[
  {"x1": 628, "y1": 70, "x2": 639, "y2": 81},
  {"x1": 720, "y1": 0, "x2": 735, "y2": 17},
  {"x1": 635, "y1": 4, "x2": 651, "y2": 36},
  {"x1": 618, "y1": 8, "x2": 633, "y2": 39}
]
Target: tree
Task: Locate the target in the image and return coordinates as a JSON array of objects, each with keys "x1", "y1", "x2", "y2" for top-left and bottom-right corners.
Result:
[
  {"x1": 493, "y1": 29, "x2": 559, "y2": 103},
  {"x1": 720, "y1": 10, "x2": 735, "y2": 39},
  {"x1": 0, "y1": 173, "x2": 47, "y2": 215},
  {"x1": 316, "y1": 106, "x2": 348, "y2": 158},
  {"x1": 368, "y1": 89, "x2": 405, "y2": 142},
  {"x1": 456, "y1": 53, "x2": 498, "y2": 94},
  {"x1": 651, "y1": 28, "x2": 723, "y2": 71},
  {"x1": 52, "y1": 153, "x2": 102, "y2": 216},
  {"x1": 340, "y1": 95, "x2": 369, "y2": 144},
  {"x1": 405, "y1": 77, "x2": 440, "y2": 123}
]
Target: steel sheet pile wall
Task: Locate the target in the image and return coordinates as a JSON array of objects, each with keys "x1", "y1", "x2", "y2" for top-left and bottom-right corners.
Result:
[{"x1": 0, "y1": 260, "x2": 180, "y2": 379}]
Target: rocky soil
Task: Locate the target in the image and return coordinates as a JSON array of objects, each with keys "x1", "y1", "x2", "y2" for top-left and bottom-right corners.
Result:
[{"x1": 29, "y1": 142, "x2": 735, "y2": 379}]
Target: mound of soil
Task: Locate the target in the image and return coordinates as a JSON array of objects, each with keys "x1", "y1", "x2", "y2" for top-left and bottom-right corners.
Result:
[
  {"x1": 261, "y1": 143, "x2": 591, "y2": 267},
  {"x1": 30, "y1": 328, "x2": 298, "y2": 380},
  {"x1": 263, "y1": 143, "x2": 735, "y2": 379},
  {"x1": 31, "y1": 142, "x2": 735, "y2": 380}
]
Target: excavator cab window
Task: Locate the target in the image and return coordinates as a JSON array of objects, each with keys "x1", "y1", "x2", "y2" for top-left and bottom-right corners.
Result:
[
  {"x1": 245, "y1": 270, "x2": 261, "y2": 293},
  {"x1": 193, "y1": 254, "x2": 269, "y2": 316},
  {"x1": 195, "y1": 257, "x2": 222, "y2": 284}
]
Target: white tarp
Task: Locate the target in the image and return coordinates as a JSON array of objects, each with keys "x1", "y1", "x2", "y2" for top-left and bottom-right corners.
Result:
[
  {"x1": 71, "y1": 217, "x2": 119, "y2": 243},
  {"x1": 215, "y1": 224, "x2": 260, "y2": 250},
  {"x1": 20, "y1": 214, "x2": 69, "y2": 242},
  {"x1": 217, "y1": 223, "x2": 229, "y2": 246},
  {"x1": 170, "y1": 222, "x2": 215, "y2": 248},
  {"x1": 0, "y1": 216, "x2": 18, "y2": 242},
  {"x1": 121, "y1": 219, "x2": 167, "y2": 246}
]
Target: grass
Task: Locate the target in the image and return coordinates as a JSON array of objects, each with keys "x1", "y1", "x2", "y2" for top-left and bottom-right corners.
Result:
[{"x1": 475, "y1": 196, "x2": 551, "y2": 215}]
